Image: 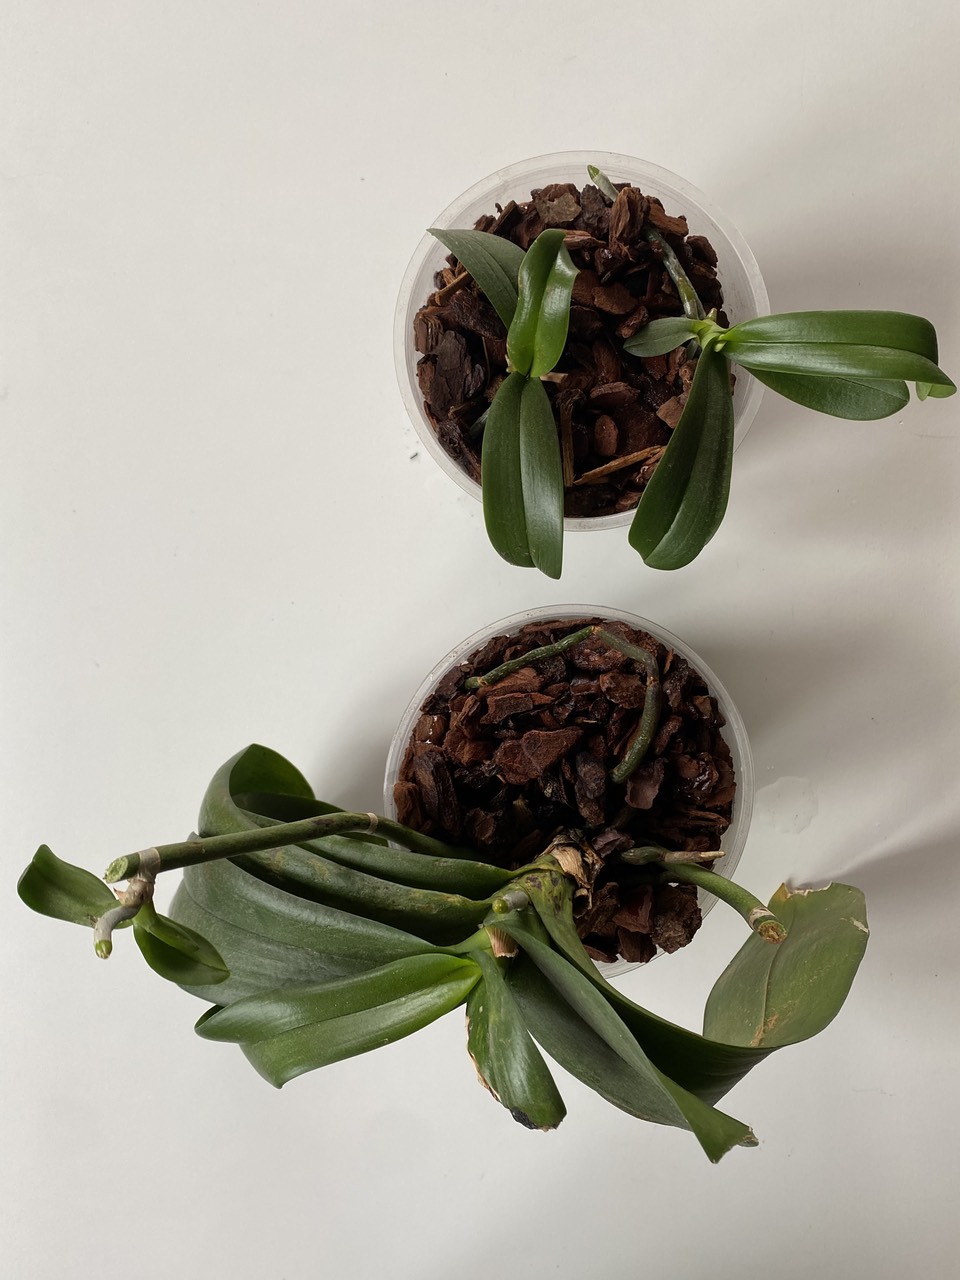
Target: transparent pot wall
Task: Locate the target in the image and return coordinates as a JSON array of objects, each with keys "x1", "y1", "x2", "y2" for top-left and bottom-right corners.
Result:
[
  {"x1": 384, "y1": 605, "x2": 756, "y2": 974},
  {"x1": 395, "y1": 151, "x2": 769, "y2": 530}
]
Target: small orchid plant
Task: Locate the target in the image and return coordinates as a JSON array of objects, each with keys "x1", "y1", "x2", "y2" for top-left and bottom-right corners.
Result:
[{"x1": 427, "y1": 165, "x2": 955, "y2": 576}]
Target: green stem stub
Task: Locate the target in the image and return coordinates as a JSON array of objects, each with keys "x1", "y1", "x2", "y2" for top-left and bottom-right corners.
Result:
[{"x1": 665, "y1": 863, "x2": 787, "y2": 943}]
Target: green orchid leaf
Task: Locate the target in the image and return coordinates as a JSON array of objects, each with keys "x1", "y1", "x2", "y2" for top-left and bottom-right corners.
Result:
[
  {"x1": 495, "y1": 909, "x2": 754, "y2": 1161},
  {"x1": 518, "y1": 376, "x2": 564, "y2": 579},
  {"x1": 169, "y1": 855, "x2": 439, "y2": 1003},
  {"x1": 195, "y1": 744, "x2": 493, "y2": 944},
  {"x1": 133, "y1": 901, "x2": 229, "y2": 987},
  {"x1": 466, "y1": 952, "x2": 566, "y2": 1131},
  {"x1": 240, "y1": 807, "x2": 513, "y2": 899},
  {"x1": 495, "y1": 909, "x2": 656, "y2": 1071},
  {"x1": 704, "y1": 882, "x2": 869, "y2": 1049},
  {"x1": 917, "y1": 380, "x2": 954, "y2": 400},
  {"x1": 624, "y1": 317, "x2": 701, "y2": 358},
  {"x1": 18, "y1": 845, "x2": 126, "y2": 929},
  {"x1": 722, "y1": 337, "x2": 955, "y2": 392},
  {"x1": 199, "y1": 743, "x2": 316, "y2": 839},
  {"x1": 507, "y1": 229, "x2": 577, "y2": 377},
  {"x1": 428, "y1": 228, "x2": 525, "y2": 328},
  {"x1": 749, "y1": 368, "x2": 910, "y2": 420},
  {"x1": 482, "y1": 370, "x2": 534, "y2": 568},
  {"x1": 726, "y1": 310, "x2": 941, "y2": 360},
  {"x1": 628, "y1": 344, "x2": 735, "y2": 570},
  {"x1": 195, "y1": 954, "x2": 481, "y2": 1087},
  {"x1": 506, "y1": 955, "x2": 755, "y2": 1162},
  {"x1": 524, "y1": 871, "x2": 771, "y2": 1103},
  {"x1": 526, "y1": 868, "x2": 867, "y2": 1105}
]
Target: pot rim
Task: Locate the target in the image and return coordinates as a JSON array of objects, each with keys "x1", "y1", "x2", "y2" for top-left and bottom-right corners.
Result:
[
  {"x1": 394, "y1": 151, "x2": 770, "y2": 532},
  {"x1": 383, "y1": 604, "x2": 756, "y2": 974}
]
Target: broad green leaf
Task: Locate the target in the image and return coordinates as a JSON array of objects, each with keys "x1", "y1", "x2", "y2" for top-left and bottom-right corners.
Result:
[
  {"x1": 506, "y1": 956, "x2": 755, "y2": 1162},
  {"x1": 917, "y1": 381, "x2": 954, "y2": 400},
  {"x1": 482, "y1": 371, "x2": 533, "y2": 568},
  {"x1": 195, "y1": 745, "x2": 492, "y2": 944},
  {"x1": 241, "y1": 806, "x2": 513, "y2": 898},
  {"x1": 628, "y1": 344, "x2": 735, "y2": 570},
  {"x1": 727, "y1": 310, "x2": 940, "y2": 360},
  {"x1": 528, "y1": 242, "x2": 578, "y2": 377},
  {"x1": 170, "y1": 858, "x2": 437, "y2": 1004},
  {"x1": 524, "y1": 870, "x2": 771, "y2": 1104},
  {"x1": 199, "y1": 743, "x2": 315, "y2": 839},
  {"x1": 466, "y1": 952, "x2": 566, "y2": 1131},
  {"x1": 18, "y1": 845, "x2": 126, "y2": 929},
  {"x1": 624, "y1": 317, "x2": 700, "y2": 358},
  {"x1": 749, "y1": 368, "x2": 909, "y2": 420},
  {"x1": 722, "y1": 337, "x2": 955, "y2": 390},
  {"x1": 133, "y1": 901, "x2": 229, "y2": 987},
  {"x1": 518, "y1": 377, "x2": 563, "y2": 579},
  {"x1": 507, "y1": 230, "x2": 577, "y2": 377},
  {"x1": 428, "y1": 228, "x2": 525, "y2": 328},
  {"x1": 704, "y1": 883, "x2": 869, "y2": 1049},
  {"x1": 495, "y1": 909, "x2": 754, "y2": 1160},
  {"x1": 233, "y1": 843, "x2": 490, "y2": 944},
  {"x1": 196, "y1": 954, "x2": 480, "y2": 1087}
]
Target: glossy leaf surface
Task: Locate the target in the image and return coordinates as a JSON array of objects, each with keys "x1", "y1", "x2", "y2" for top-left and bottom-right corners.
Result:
[
  {"x1": 727, "y1": 310, "x2": 941, "y2": 359},
  {"x1": 482, "y1": 371, "x2": 533, "y2": 568},
  {"x1": 628, "y1": 345, "x2": 734, "y2": 569},
  {"x1": 196, "y1": 954, "x2": 480, "y2": 1087},
  {"x1": 427, "y1": 228, "x2": 524, "y2": 328},
  {"x1": 170, "y1": 857, "x2": 436, "y2": 1004},
  {"x1": 18, "y1": 845, "x2": 125, "y2": 929},
  {"x1": 195, "y1": 745, "x2": 493, "y2": 943},
  {"x1": 623, "y1": 316, "x2": 700, "y2": 358},
  {"x1": 749, "y1": 368, "x2": 910, "y2": 419},
  {"x1": 133, "y1": 901, "x2": 229, "y2": 987},
  {"x1": 916, "y1": 380, "x2": 954, "y2": 399},
  {"x1": 524, "y1": 871, "x2": 771, "y2": 1103},
  {"x1": 507, "y1": 230, "x2": 577, "y2": 377},
  {"x1": 241, "y1": 808, "x2": 513, "y2": 898},
  {"x1": 519, "y1": 377, "x2": 563, "y2": 579},
  {"x1": 704, "y1": 883, "x2": 869, "y2": 1048},
  {"x1": 466, "y1": 952, "x2": 566, "y2": 1131},
  {"x1": 506, "y1": 956, "x2": 755, "y2": 1163},
  {"x1": 723, "y1": 337, "x2": 954, "y2": 390},
  {"x1": 496, "y1": 909, "x2": 754, "y2": 1161}
]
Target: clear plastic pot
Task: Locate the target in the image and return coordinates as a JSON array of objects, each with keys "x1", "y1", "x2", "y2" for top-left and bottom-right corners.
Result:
[
  {"x1": 384, "y1": 605, "x2": 755, "y2": 972},
  {"x1": 394, "y1": 151, "x2": 769, "y2": 531}
]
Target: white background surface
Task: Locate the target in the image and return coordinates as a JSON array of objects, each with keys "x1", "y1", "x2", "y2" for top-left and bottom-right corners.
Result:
[{"x1": 3, "y1": 3, "x2": 958, "y2": 1277}]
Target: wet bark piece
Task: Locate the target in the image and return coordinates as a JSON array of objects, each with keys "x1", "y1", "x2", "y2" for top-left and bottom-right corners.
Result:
[
  {"x1": 394, "y1": 619, "x2": 735, "y2": 966},
  {"x1": 413, "y1": 178, "x2": 724, "y2": 518}
]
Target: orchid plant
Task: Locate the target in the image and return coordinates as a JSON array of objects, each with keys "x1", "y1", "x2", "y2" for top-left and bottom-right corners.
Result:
[
  {"x1": 428, "y1": 166, "x2": 955, "y2": 575},
  {"x1": 20, "y1": 740, "x2": 867, "y2": 1160}
]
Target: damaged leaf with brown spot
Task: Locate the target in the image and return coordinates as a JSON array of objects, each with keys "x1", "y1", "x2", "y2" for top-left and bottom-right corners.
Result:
[
  {"x1": 703, "y1": 882, "x2": 869, "y2": 1049},
  {"x1": 466, "y1": 951, "x2": 566, "y2": 1131}
]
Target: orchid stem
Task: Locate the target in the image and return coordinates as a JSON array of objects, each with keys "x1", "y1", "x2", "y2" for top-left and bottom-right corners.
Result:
[{"x1": 663, "y1": 863, "x2": 787, "y2": 942}]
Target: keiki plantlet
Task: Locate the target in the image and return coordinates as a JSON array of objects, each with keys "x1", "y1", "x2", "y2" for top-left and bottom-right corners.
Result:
[
  {"x1": 426, "y1": 165, "x2": 954, "y2": 574},
  {"x1": 20, "y1": 738, "x2": 868, "y2": 1161}
]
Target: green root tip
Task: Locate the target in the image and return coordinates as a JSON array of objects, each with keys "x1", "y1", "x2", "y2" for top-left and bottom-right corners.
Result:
[{"x1": 95, "y1": 939, "x2": 113, "y2": 959}]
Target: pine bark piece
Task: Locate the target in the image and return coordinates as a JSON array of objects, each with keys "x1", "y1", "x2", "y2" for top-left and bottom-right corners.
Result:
[
  {"x1": 394, "y1": 619, "x2": 736, "y2": 966},
  {"x1": 413, "y1": 176, "x2": 724, "y2": 518}
]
